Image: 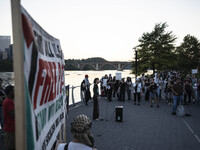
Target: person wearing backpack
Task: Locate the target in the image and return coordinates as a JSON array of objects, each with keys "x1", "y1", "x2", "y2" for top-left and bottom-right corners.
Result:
[{"x1": 171, "y1": 78, "x2": 184, "y2": 115}]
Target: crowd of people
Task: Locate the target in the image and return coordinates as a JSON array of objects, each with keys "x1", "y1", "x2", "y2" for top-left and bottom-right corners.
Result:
[
  {"x1": 80, "y1": 71, "x2": 200, "y2": 118},
  {"x1": 1, "y1": 71, "x2": 200, "y2": 150}
]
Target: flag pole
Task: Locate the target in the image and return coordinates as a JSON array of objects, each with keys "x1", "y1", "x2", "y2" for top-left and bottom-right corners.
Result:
[{"x1": 11, "y1": 0, "x2": 26, "y2": 150}]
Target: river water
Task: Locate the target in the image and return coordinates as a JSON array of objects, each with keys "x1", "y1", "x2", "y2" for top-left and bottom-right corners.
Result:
[
  {"x1": 65, "y1": 70, "x2": 135, "y2": 104},
  {"x1": 0, "y1": 70, "x2": 135, "y2": 104}
]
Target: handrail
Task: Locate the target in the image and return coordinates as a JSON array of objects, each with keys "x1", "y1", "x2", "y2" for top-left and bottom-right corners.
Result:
[
  {"x1": 67, "y1": 83, "x2": 94, "y2": 106},
  {"x1": 67, "y1": 85, "x2": 83, "y2": 106}
]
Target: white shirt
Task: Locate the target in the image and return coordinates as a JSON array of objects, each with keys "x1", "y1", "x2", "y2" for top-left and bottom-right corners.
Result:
[
  {"x1": 133, "y1": 82, "x2": 142, "y2": 93},
  {"x1": 68, "y1": 142, "x2": 93, "y2": 150}
]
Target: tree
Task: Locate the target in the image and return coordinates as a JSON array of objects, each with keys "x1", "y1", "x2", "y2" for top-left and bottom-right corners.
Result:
[
  {"x1": 0, "y1": 59, "x2": 13, "y2": 72},
  {"x1": 176, "y1": 35, "x2": 200, "y2": 74},
  {"x1": 133, "y1": 22, "x2": 177, "y2": 75}
]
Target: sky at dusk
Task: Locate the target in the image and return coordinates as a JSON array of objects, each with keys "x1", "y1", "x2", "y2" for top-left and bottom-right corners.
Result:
[{"x1": 0, "y1": 0, "x2": 200, "y2": 61}]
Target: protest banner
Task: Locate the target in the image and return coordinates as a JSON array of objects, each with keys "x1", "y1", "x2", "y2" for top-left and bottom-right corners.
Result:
[{"x1": 11, "y1": 1, "x2": 66, "y2": 149}]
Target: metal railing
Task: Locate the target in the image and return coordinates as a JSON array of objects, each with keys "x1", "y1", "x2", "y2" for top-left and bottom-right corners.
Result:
[{"x1": 68, "y1": 85, "x2": 84, "y2": 106}]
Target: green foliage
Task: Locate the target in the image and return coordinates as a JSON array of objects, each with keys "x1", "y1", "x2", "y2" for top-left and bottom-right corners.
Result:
[
  {"x1": 0, "y1": 59, "x2": 13, "y2": 72},
  {"x1": 133, "y1": 22, "x2": 177, "y2": 75},
  {"x1": 175, "y1": 35, "x2": 200, "y2": 74}
]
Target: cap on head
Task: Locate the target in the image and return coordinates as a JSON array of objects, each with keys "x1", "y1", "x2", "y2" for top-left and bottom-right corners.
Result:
[{"x1": 85, "y1": 75, "x2": 88, "y2": 78}]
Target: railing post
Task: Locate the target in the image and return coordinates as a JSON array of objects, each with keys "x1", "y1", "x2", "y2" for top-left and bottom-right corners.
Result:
[{"x1": 71, "y1": 86, "x2": 75, "y2": 104}]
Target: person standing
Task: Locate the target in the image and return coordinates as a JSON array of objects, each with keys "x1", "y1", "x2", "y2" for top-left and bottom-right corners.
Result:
[
  {"x1": 184, "y1": 80, "x2": 193, "y2": 104},
  {"x1": 126, "y1": 77, "x2": 132, "y2": 101},
  {"x1": 0, "y1": 78, "x2": 6, "y2": 137},
  {"x1": 171, "y1": 78, "x2": 184, "y2": 115},
  {"x1": 119, "y1": 78, "x2": 126, "y2": 101},
  {"x1": 149, "y1": 79, "x2": 159, "y2": 108},
  {"x1": 144, "y1": 77, "x2": 150, "y2": 101},
  {"x1": 133, "y1": 79, "x2": 142, "y2": 105},
  {"x1": 93, "y1": 78, "x2": 100, "y2": 120},
  {"x1": 84, "y1": 75, "x2": 91, "y2": 106},
  {"x1": 107, "y1": 76, "x2": 113, "y2": 102},
  {"x1": 103, "y1": 74, "x2": 108, "y2": 98},
  {"x1": 3, "y1": 85, "x2": 15, "y2": 150},
  {"x1": 113, "y1": 76, "x2": 120, "y2": 100},
  {"x1": 81, "y1": 80, "x2": 86, "y2": 104}
]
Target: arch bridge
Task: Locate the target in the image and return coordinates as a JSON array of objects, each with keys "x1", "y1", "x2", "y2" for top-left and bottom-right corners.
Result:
[{"x1": 69, "y1": 61, "x2": 132, "y2": 71}]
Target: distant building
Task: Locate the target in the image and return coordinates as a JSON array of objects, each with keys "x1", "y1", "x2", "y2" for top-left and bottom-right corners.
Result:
[
  {"x1": 0, "y1": 36, "x2": 11, "y2": 60},
  {"x1": 5, "y1": 44, "x2": 13, "y2": 59},
  {"x1": 0, "y1": 51, "x2": 8, "y2": 60}
]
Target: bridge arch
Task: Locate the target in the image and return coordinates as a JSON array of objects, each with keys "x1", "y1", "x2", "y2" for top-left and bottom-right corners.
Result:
[
  {"x1": 79, "y1": 63, "x2": 96, "y2": 70},
  {"x1": 98, "y1": 63, "x2": 118, "y2": 70}
]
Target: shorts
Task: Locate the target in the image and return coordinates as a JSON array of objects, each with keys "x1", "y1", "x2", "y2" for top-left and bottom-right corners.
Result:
[
  {"x1": 149, "y1": 92, "x2": 156, "y2": 99},
  {"x1": 4, "y1": 132, "x2": 15, "y2": 150}
]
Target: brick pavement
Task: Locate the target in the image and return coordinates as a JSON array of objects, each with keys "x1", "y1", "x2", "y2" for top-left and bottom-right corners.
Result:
[{"x1": 66, "y1": 97, "x2": 200, "y2": 150}]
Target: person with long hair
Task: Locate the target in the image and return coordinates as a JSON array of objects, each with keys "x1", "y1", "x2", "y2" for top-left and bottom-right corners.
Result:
[{"x1": 93, "y1": 78, "x2": 100, "y2": 120}]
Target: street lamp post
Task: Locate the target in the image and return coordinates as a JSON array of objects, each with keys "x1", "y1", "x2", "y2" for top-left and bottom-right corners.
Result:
[{"x1": 133, "y1": 47, "x2": 138, "y2": 80}]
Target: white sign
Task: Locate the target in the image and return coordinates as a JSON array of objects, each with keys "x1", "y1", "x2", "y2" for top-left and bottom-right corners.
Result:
[
  {"x1": 116, "y1": 72, "x2": 122, "y2": 80},
  {"x1": 192, "y1": 69, "x2": 198, "y2": 74}
]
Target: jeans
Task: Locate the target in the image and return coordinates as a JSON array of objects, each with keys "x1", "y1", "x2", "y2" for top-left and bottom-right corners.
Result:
[
  {"x1": 134, "y1": 92, "x2": 141, "y2": 103},
  {"x1": 127, "y1": 90, "x2": 131, "y2": 101},
  {"x1": 172, "y1": 95, "x2": 183, "y2": 113}
]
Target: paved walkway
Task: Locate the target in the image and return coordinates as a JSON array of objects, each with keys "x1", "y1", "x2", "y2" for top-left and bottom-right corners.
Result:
[
  {"x1": 66, "y1": 96, "x2": 200, "y2": 150},
  {"x1": 0, "y1": 95, "x2": 200, "y2": 150}
]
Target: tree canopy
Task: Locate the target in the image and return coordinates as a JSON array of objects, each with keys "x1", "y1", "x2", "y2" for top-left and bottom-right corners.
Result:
[
  {"x1": 133, "y1": 22, "x2": 177, "y2": 75},
  {"x1": 175, "y1": 35, "x2": 200, "y2": 74}
]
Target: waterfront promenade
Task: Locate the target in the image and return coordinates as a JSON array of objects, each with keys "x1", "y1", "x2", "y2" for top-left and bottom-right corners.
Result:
[
  {"x1": 0, "y1": 96, "x2": 200, "y2": 150},
  {"x1": 66, "y1": 97, "x2": 200, "y2": 150}
]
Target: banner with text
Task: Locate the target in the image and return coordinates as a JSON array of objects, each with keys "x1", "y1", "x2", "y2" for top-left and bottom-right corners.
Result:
[{"x1": 21, "y1": 6, "x2": 66, "y2": 150}]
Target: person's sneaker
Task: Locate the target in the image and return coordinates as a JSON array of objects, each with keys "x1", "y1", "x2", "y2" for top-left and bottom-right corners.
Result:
[
  {"x1": 157, "y1": 105, "x2": 159, "y2": 108},
  {"x1": 171, "y1": 112, "x2": 176, "y2": 115},
  {"x1": 138, "y1": 103, "x2": 140, "y2": 106},
  {"x1": 134, "y1": 103, "x2": 136, "y2": 105},
  {"x1": 150, "y1": 105, "x2": 153, "y2": 107}
]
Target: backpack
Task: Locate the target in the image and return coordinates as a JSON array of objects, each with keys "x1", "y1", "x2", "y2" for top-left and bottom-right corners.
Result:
[{"x1": 176, "y1": 105, "x2": 185, "y2": 117}]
